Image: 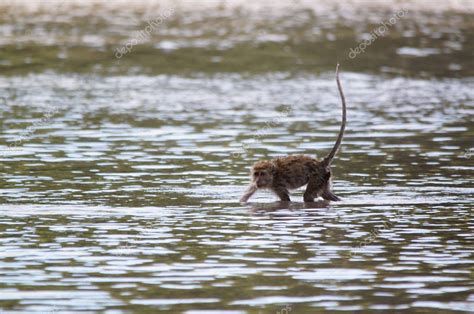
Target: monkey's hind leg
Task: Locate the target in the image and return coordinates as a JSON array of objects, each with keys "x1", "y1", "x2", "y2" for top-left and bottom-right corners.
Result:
[
  {"x1": 321, "y1": 190, "x2": 341, "y2": 201},
  {"x1": 304, "y1": 173, "x2": 329, "y2": 202},
  {"x1": 320, "y1": 176, "x2": 341, "y2": 201}
]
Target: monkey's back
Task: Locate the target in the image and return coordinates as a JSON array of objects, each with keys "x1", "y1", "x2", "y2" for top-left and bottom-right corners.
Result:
[{"x1": 272, "y1": 155, "x2": 321, "y2": 190}]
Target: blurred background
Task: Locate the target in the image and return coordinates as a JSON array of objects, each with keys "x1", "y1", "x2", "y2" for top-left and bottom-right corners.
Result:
[{"x1": 1, "y1": 0, "x2": 473, "y2": 76}]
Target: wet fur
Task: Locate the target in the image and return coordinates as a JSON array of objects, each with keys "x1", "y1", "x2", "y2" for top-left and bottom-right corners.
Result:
[
  {"x1": 240, "y1": 64, "x2": 346, "y2": 203},
  {"x1": 249, "y1": 156, "x2": 339, "y2": 202}
]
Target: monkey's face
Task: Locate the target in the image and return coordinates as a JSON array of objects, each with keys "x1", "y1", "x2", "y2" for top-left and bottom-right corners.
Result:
[{"x1": 253, "y1": 169, "x2": 273, "y2": 188}]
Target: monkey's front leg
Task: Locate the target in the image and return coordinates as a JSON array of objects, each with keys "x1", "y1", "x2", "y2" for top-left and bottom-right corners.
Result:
[
  {"x1": 240, "y1": 184, "x2": 257, "y2": 202},
  {"x1": 274, "y1": 188, "x2": 290, "y2": 202}
]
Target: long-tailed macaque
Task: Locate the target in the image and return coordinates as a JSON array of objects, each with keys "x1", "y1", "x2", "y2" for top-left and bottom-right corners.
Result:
[{"x1": 240, "y1": 64, "x2": 346, "y2": 202}]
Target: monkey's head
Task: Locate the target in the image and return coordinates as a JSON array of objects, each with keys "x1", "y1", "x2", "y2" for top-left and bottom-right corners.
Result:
[{"x1": 251, "y1": 161, "x2": 274, "y2": 188}]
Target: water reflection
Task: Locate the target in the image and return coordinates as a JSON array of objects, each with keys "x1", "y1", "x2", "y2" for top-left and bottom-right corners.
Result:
[
  {"x1": 0, "y1": 201, "x2": 472, "y2": 312},
  {"x1": 249, "y1": 200, "x2": 331, "y2": 213}
]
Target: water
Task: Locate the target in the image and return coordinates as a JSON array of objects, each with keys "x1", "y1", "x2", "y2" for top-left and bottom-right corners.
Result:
[{"x1": 0, "y1": 1, "x2": 473, "y2": 313}]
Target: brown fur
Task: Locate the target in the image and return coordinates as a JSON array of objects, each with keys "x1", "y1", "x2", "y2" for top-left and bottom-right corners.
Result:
[{"x1": 240, "y1": 64, "x2": 346, "y2": 203}]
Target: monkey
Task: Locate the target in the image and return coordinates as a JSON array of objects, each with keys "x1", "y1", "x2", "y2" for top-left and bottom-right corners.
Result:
[{"x1": 240, "y1": 63, "x2": 346, "y2": 203}]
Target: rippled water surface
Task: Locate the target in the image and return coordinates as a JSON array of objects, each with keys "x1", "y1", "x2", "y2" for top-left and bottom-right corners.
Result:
[{"x1": 0, "y1": 1, "x2": 473, "y2": 313}]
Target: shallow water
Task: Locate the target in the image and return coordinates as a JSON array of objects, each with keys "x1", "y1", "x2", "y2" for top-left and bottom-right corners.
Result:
[{"x1": 0, "y1": 1, "x2": 473, "y2": 313}]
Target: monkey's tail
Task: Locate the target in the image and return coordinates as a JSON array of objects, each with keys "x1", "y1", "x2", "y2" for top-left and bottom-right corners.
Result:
[{"x1": 321, "y1": 63, "x2": 346, "y2": 168}]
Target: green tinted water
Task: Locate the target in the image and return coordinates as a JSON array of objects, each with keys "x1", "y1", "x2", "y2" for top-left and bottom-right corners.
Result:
[{"x1": 0, "y1": 1, "x2": 473, "y2": 313}]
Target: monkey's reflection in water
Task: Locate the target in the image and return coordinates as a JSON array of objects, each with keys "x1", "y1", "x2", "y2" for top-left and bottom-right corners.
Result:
[{"x1": 249, "y1": 200, "x2": 331, "y2": 215}]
